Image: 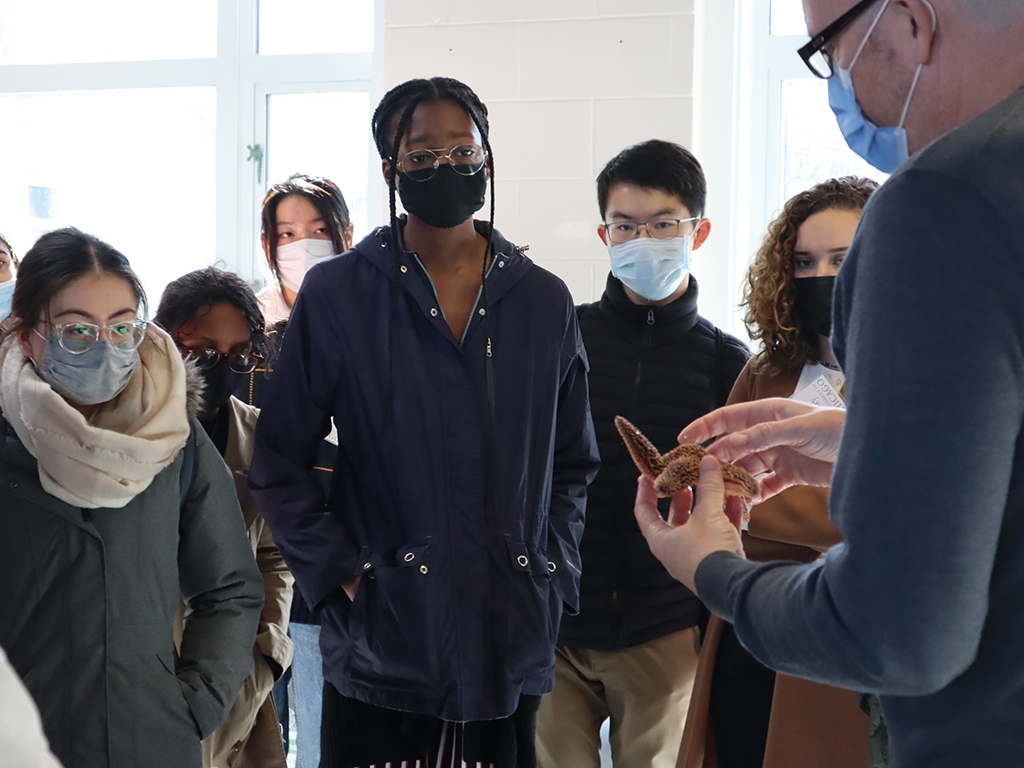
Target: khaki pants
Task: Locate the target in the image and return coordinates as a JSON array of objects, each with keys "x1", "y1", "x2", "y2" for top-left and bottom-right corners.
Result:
[{"x1": 536, "y1": 627, "x2": 701, "y2": 768}]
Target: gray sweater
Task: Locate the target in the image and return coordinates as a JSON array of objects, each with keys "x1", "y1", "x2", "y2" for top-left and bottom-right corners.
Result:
[{"x1": 696, "y1": 85, "x2": 1024, "y2": 767}]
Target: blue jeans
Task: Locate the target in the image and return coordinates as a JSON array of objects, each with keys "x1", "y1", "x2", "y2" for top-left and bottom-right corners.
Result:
[{"x1": 273, "y1": 622, "x2": 323, "y2": 768}]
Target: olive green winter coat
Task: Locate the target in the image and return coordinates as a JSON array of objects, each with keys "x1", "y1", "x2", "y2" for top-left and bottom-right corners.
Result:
[{"x1": 0, "y1": 411, "x2": 264, "y2": 768}]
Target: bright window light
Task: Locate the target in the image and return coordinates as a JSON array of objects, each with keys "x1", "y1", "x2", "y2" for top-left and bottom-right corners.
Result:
[
  {"x1": 780, "y1": 78, "x2": 888, "y2": 205},
  {"x1": 258, "y1": 0, "x2": 373, "y2": 55},
  {"x1": 770, "y1": 0, "x2": 809, "y2": 36},
  {"x1": 0, "y1": 0, "x2": 217, "y2": 64},
  {"x1": 0, "y1": 88, "x2": 217, "y2": 303},
  {"x1": 266, "y1": 92, "x2": 372, "y2": 238}
]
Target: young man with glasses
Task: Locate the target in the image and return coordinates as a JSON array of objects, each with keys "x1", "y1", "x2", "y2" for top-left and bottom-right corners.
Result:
[
  {"x1": 635, "y1": 2, "x2": 1024, "y2": 766},
  {"x1": 536, "y1": 140, "x2": 749, "y2": 768}
]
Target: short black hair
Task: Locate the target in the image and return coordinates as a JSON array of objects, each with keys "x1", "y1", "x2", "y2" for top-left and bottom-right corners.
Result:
[
  {"x1": 154, "y1": 267, "x2": 265, "y2": 351},
  {"x1": 597, "y1": 140, "x2": 707, "y2": 220}
]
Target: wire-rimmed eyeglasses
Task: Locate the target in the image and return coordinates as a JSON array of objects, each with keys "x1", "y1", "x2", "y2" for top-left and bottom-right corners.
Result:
[
  {"x1": 602, "y1": 217, "x2": 701, "y2": 245},
  {"x1": 179, "y1": 345, "x2": 264, "y2": 375},
  {"x1": 397, "y1": 144, "x2": 488, "y2": 182},
  {"x1": 797, "y1": 0, "x2": 881, "y2": 79},
  {"x1": 36, "y1": 320, "x2": 148, "y2": 354}
]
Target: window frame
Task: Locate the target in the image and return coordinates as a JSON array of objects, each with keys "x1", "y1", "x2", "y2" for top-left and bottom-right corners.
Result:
[
  {"x1": 0, "y1": 0, "x2": 383, "y2": 289},
  {"x1": 694, "y1": 0, "x2": 825, "y2": 341}
]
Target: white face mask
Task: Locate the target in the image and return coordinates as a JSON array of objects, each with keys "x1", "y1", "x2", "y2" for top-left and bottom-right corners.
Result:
[
  {"x1": 275, "y1": 238, "x2": 337, "y2": 292},
  {"x1": 608, "y1": 236, "x2": 693, "y2": 302}
]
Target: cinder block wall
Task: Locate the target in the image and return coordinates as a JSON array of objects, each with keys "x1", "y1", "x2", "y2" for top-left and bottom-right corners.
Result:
[{"x1": 384, "y1": 0, "x2": 711, "y2": 311}]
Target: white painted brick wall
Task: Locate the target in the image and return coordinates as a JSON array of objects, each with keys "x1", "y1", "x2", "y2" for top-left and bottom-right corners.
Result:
[{"x1": 383, "y1": 0, "x2": 733, "y2": 321}]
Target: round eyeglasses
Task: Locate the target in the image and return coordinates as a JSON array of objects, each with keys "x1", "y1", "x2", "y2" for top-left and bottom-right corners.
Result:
[
  {"x1": 397, "y1": 144, "x2": 488, "y2": 182},
  {"x1": 181, "y1": 346, "x2": 264, "y2": 375},
  {"x1": 37, "y1": 320, "x2": 148, "y2": 354},
  {"x1": 603, "y1": 217, "x2": 701, "y2": 245}
]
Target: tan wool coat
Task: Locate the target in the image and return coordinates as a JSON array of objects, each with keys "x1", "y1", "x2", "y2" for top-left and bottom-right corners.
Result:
[
  {"x1": 176, "y1": 396, "x2": 294, "y2": 768},
  {"x1": 678, "y1": 359, "x2": 870, "y2": 768}
]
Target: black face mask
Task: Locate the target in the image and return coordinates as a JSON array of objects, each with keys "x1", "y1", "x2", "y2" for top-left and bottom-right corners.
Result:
[
  {"x1": 793, "y1": 275, "x2": 837, "y2": 338},
  {"x1": 397, "y1": 164, "x2": 486, "y2": 229},
  {"x1": 199, "y1": 359, "x2": 245, "y2": 415}
]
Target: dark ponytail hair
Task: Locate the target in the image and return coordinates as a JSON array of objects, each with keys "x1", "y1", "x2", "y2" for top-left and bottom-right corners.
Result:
[{"x1": 3, "y1": 227, "x2": 147, "y2": 340}]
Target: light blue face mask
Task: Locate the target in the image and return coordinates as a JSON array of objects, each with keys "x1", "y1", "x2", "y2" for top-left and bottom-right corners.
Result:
[
  {"x1": 0, "y1": 280, "x2": 13, "y2": 322},
  {"x1": 608, "y1": 235, "x2": 692, "y2": 302},
  {"x1": 33, "y1": 332, "x2": 141, "y2": 406},
  {"x1": 827, "y1": 0, "x2": 936, "y2": 174}
]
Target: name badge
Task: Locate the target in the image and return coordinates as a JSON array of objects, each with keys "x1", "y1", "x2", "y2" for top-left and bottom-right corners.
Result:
[{"x1": 791, "y1": 374, "x2": 845, "y2": 410}]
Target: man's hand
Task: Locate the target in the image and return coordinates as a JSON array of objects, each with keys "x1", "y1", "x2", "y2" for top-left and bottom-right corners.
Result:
[
  {"x1": 342, "y1": 575, "x2": 362, "y2": 602},
  {"x1": 634, "y1": 457, "x2": 745, "y2": 593},
  {"x1": 679, "y1": 398, "x2": 845, "y2": 502}
]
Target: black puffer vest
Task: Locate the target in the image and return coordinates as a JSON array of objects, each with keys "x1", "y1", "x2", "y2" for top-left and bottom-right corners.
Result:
[{"x1": 558, "y1": 274, "x2": 750, "y2": 650}]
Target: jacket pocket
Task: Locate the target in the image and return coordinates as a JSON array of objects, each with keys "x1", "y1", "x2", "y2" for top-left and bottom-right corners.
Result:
[
  {"x1": 347, "y1": 541, "x2": 440, "y2": 687},
  {"x1": 104, "y1": 650, "x2": 202, "y2": 767},
  {"x1": 504, "y1": 537, "x2": 556, "y2": 673}
]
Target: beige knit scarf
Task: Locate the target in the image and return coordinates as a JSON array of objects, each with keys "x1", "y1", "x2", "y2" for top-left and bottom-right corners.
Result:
[{"x1": 0, "y1": 324, "x2": 191, "y2": 509}]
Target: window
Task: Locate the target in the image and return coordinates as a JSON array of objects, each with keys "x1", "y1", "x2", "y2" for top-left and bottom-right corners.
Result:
[
  {"x1": 758, "y1": 0, "x2": 887, "y2": 230},
  {"x1": 0, "y1": 0, "x2": 381, "y2": 304},
  {"x1": 695, "y1": 0, "x2": 886, "y2": 341}
]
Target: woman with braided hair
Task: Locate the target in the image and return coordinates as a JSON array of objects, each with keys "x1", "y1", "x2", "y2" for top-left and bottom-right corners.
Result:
[{"x1": 249, "y1": 77, "x2": 600, "y2": 768}]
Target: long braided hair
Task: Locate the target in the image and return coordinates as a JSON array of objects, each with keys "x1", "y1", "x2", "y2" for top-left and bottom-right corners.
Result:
[{"x1": 371, "y1": 77, "x2": 499, "y2": 414}]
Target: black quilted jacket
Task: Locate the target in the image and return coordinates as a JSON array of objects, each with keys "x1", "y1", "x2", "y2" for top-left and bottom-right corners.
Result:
[{"x1": 558, "y1": 274, "x2": 749, "y2": 650}]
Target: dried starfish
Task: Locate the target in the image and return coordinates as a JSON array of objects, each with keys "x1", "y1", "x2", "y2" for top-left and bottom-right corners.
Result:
[{"x1": 614, "y1": 416, "x2": 759, "y2": 501}]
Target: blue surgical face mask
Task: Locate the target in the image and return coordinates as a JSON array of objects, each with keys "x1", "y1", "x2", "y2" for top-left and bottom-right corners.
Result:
[
  {"x1": 33, "y1": 332, "x2": 141, "y2": 406},
  {"x1": 0, "y1": 280, "x2": 13, "y2": 322},
  {"x1": 608, "y1": 235, "x2": 692, "y2": 302},
  {"x1": 827, "y1": 0, "x2": 936, "y2": 174}
]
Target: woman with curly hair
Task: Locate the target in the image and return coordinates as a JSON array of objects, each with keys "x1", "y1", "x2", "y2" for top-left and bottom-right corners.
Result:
[{"x1": 678, "y1": 177, "x2": 880, "y2": 768}]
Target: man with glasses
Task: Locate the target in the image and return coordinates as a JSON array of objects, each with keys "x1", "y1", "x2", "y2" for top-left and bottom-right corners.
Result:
[
  {"x1": 536, "y1": 140, "x2": 749, "y2": 768},
  {"x1": 634, "y1": 2, "x2": 1024, "y2": 766}
]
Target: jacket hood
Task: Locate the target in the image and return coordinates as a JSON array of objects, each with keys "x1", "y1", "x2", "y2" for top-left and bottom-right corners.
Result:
[
  {"x1": 353, "y1": 217, "x2": 534, "y2": 305},
  {"x1": 184, "y1": 357, "x2": 206, "y2": 417}
]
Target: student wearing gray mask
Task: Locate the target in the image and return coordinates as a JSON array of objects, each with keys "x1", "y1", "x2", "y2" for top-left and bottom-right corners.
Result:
[{"x1": 0, "y1": 228, "x2": 264, "y2": 768}]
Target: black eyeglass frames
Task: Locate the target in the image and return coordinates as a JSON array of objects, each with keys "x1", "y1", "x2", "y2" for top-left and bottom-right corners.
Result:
[{"x1": 797, "y1": 0, "x2": 881, "y2": 78}]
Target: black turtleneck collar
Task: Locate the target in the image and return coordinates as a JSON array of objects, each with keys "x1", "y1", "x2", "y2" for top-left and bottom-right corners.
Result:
[{"x1": 597, "y1": 272, "x2": 701, "y2": 340}]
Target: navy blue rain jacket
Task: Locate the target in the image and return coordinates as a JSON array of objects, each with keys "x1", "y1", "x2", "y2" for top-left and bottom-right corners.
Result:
[{"x1": 249, "y1": 221, "x2": 600, "y2": 722}]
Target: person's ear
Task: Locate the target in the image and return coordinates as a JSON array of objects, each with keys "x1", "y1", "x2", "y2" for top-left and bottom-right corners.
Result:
[
  {"x1": 17, "y1": 328, "x2": 35, "y2": 362},
  {"x1": 597, "y1": 224, "x2": 609, "y2": 246},
  {"x1": 897, "y1": 0, "x2": 938, "y2": 65},
  {"x1": 692, "y1": 218, "x2": 712, "y2": 251}
]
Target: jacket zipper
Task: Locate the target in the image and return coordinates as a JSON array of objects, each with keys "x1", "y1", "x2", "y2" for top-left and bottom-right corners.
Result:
[{"x1": 612, "y1": 309, "x2": 656, "y2": 644}]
